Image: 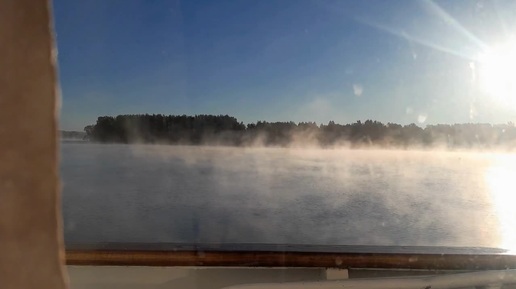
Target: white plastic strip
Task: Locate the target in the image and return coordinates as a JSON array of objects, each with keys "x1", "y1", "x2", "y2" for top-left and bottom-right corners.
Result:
[{"x1": 225, "y1": 269, "x2": 516, "y2": 289}]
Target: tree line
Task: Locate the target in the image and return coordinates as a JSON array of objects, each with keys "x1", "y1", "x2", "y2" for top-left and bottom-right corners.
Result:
[
  {"x1": 84, "y1": 114, "x2": 516, "y2": 149},
  {"x1": 61, "y1": 130, "x2": 86, "y2": 140}
]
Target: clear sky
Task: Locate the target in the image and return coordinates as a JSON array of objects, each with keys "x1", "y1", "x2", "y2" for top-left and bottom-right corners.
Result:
[{"x1": 53, "y1": 0, "x2": 516, "y2": 131}]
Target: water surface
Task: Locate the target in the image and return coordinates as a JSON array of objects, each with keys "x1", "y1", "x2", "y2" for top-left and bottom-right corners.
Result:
[{"x1": 61, "y1": 143, "x2": 515, "y2": 250}]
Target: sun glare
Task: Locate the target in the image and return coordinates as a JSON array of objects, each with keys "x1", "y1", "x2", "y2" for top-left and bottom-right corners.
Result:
[
  {"x1": 485, "y1": 156, "x2": 516, "y2": 252},
  {"x1": 478, "y1": 42, "x2": 516, "y2": 104}
]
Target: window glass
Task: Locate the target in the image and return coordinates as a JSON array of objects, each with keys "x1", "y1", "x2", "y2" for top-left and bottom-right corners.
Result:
[{"x1": 55, "y1": 0, "x2": 516, "y2": 253}]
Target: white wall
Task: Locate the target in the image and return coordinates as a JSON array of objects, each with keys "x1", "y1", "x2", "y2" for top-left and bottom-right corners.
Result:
[{"x1": 67, "y1": 266, "x2": 346, "y2": 289}]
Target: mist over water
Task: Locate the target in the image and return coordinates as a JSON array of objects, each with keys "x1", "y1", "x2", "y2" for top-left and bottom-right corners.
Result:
[{"x1": 61, "y1": 143, "x2": 509, "y2": 250}]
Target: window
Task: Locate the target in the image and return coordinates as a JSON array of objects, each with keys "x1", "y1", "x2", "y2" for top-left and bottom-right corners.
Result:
[{"x1": 54, "y1": 0, "x2": 516, "y2": 275}]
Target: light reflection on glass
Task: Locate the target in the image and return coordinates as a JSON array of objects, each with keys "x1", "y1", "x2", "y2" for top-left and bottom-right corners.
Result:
[{"x1": 485, "y1": 155, "x2": 516, "y2": 252}]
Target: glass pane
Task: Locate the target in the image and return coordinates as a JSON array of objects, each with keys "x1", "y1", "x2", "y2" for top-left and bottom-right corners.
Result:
[{"x1": 55, "y1": 0, "x2": 516, "y2": 253}]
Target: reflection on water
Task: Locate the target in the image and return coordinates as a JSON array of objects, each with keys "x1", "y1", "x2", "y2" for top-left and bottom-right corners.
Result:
[
  {"x1": 485, "y1": 155, "x2": 516, "y2": 252},
  {"x1": 61, "y1": 143, "x2": 513, "y2": 250}
]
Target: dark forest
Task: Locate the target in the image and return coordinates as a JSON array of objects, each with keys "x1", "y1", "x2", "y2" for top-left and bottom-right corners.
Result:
[{"x1": 84, "y1": 114, "x2": 516, "y2": 149}]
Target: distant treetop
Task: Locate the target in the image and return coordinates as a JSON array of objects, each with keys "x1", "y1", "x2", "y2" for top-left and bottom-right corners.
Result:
[{"x1": 84, "y1": 114, "x2": 516, "y2": 149}]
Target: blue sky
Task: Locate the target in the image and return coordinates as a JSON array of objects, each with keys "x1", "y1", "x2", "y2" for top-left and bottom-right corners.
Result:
[{"x1": 53, "y1": 0, "x2": 516, "y2": 130}]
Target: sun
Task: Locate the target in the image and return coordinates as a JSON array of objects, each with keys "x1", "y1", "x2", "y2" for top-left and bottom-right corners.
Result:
[{"x1": 477, "y1": 41, "x2": 516, "y2": 104}]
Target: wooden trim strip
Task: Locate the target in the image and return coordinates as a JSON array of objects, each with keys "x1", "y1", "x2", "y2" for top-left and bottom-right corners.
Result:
[{"x1": 65, "y1": 250, "x2": 516, "y2": 270}]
